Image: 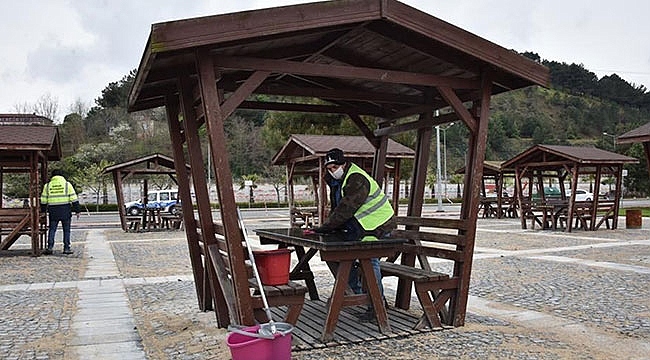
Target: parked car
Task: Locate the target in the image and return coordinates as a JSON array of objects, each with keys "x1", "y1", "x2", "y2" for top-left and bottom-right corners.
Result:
[
  {"x1": 532, "y1": 186, "x2": 562, "y2": 200},
  {"x1": 124, "y1": 189, "x2": 179, "y2": 216},
  {"x1": 567, "y1": 189, "x2": 594, "y2": 202}
]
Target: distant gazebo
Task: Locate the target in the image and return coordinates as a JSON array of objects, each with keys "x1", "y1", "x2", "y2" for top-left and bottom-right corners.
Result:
[
  {"x1": 0, "y1": 114, "x2": 61, "y2": 255},
  {"x1": 617, "y1": 122, "x2": 650, "y2": 177},
  {"x1": 102, "y1": 153, "x2": 191, "y2": 231},
  {"x1": 502, "y1": 145, "x2": 638, "y2": 231},
  {"x1": 272, "y1": 134, "x2": 415, "y2": 226},
  {"x1": 456, "y1": 160, "x2": 516, "y2": 218}
]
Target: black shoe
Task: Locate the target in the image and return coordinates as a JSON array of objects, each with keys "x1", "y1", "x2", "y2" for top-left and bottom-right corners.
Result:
[
  {"x1": 63, "y1": 249, "x2": 73, "y2": 255},
  {"x1": 358, "y1": 308, "x2": 375, "y2": 322},
  {"x1": 42, "y1": 248, "x2": 52, "y2": 255}
]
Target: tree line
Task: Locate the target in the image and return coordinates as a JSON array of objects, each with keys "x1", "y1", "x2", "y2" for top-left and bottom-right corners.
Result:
[{"x1": 6, "y1": 52, "x2": 650, "y2": 202}]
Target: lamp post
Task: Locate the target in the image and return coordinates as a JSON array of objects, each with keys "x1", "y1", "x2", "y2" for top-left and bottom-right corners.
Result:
[
  {"x1": 435, "y1": 125, "x2": 443, "y2": 212},
  {"x1": 441, "y1": 122, "x2": 454, "y2": 196},
  {"x1": 603, "y1": 132, "x2": 616, "y2": 151}
]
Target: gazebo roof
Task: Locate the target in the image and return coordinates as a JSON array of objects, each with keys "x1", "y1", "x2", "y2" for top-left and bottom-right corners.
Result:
[
  {"x1": 0, "y1": 122, "x2": 61, "y2": 163},
  {"x1": 617, "y1": 122, "x2": 650, "y2": 144},
  {"x1": 128, "y1": 0, "x2": 548, "y2": 115},
  {"x1": 455, "y1": 160, "x2": 514, "y2": 176},
  {"x1": 271, "y1": 134, "x2": 414, "y2": 166},
  {"x1": 502, "y1": 144, "x2": 638, "y2": 170},
  {"x1": 102, "y1": 153, "x2": 190, "y2": 175}
]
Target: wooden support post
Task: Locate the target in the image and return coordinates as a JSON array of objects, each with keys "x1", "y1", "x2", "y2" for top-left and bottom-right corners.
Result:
[
  {"x1": 451, "y1": 73, "x2": 492, "y2": 326},
  {"x1": 396, "y1": 112, "x2": 432, "y2": 310},
  {"x1": 196, "y1": 49, "x2": 259, "y2": 325},
  {"x1": 178, "y1": 73, "x2": 223, "y2": 319}
]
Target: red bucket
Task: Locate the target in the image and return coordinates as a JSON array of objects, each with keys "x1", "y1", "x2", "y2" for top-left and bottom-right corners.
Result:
[{"x1": 252, "y1": 249, "x2": 291, "y2": 286}]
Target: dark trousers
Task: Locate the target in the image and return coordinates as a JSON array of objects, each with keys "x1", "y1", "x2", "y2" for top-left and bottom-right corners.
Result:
[{"x1": 47, "y1": 213, "x2": 72, "y2": 250}]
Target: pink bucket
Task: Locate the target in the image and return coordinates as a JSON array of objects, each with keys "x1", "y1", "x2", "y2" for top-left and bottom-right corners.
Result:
[{"x1": 226, "y1": 324, "x2": 292, "y2": 360}]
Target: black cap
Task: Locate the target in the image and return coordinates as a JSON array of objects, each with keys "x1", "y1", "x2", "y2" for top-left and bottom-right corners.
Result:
[
  {"x1": 52, "y1": 169, "x2": 64, "y2": 177},
  {"x1": 324, "y1": 148, "x2": 346, "y2": 166}
]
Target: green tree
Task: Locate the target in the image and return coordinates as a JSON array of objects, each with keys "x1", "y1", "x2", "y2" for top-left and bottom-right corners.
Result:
[
  {"x1": 59, "y1": 113, "x2": 86, "y2": 155},
  {"x1": 96, "y1": 70, "x2": 135, "y2": 109},
  {"x1": 265, "y1": 165, "x2": 287, "y2": 204},
  {"x1": 623, "y1": 143, "x2": 649, "y2": 196},
  {"x1": 71, "y1": 159, "x2": 113, "y2": 211},
  {"x1": 425, "y1": 168, "x2": 437, "y2": 198},
  {"x1": 226, "y1": 116, "x2": 269, "y2": 178}
]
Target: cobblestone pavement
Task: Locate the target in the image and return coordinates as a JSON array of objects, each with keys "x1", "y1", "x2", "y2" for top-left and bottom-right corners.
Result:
[{"x1": 0, "y1": 216, "x2": 649, "y2": 359}]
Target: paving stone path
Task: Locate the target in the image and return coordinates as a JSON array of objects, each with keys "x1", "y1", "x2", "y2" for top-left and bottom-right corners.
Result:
[
  {"x1": 0, "y1": 215, "x2": 649, "y2": 359},
  {"x1": 68, "y1": 230, "x2": 146, "y2": 359}
]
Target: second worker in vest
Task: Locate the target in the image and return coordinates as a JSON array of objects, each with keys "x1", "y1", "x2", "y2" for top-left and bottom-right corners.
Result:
[
  {"x1": 313, "y1": 148, "x2": 396, "y2": 320},
  {"x1": 40, "y1": 169, "x2": 81, "y2": 255}
]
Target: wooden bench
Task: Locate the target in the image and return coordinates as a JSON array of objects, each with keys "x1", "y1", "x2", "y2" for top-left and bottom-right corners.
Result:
[
  {"x1": 519, "y1": 200, "x2": 545, "y2": 229},
  {"x1": 379, "y1": 216, "x2": 464, "y2": 329},
  {"x1": 161, "y1": 212, "x2": 183, "y2": 230},
  {"x1": 0, "y1": 208, "x2": 46, "y2": 252},
  {"x1": 290, "y1": 207, "x2": 318, "y2": 228},
  {"x1": 592, "y1": 201, "x2": 617, "y2": 230},
  {"x1": 206, "y1": 223, "x2": 307, "y2": 325},
  {"x1": 574, "y1": 201, "x2": 616, "y2": 230},
  {"x1": 125, "y1": 216, "x2": 142, "y2": 232},
  {"x1": 556, "y1": 201, "x2": 616, "y2": 231}
]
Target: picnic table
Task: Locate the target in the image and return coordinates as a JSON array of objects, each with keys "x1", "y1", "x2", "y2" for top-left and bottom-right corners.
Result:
[
  {"x1": 254, "y1": 227, "x2": 405, "y2": 342},
  {"x1": 529, "y1": 201, "x2": 568, "y2": 230}
]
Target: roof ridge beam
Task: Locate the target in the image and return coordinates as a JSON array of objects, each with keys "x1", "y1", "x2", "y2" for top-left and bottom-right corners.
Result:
[{"x1": 212, "y1": 55, "x2": 480, "y2": 89}]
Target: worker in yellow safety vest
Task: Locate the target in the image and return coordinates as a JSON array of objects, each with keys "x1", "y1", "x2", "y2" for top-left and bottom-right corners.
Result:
[
  {"x1": 313, "y1": 148, "x2": 396, "y2": 320},
  {"x1": 40, "y1": 169, "x2": 80, "y2": 255}
]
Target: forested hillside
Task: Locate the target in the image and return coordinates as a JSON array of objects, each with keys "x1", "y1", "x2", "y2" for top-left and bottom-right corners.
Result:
[{"x1": 7, "y1": 53, "x2": 650, "y2": 200}]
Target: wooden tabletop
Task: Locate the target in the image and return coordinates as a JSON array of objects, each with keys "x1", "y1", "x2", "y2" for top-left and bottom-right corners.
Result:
[{"x1": 254, "y1": 227, "x2": 406, "y2": 250}]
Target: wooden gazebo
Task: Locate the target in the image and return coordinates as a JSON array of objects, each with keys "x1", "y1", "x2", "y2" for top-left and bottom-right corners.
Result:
[
  {"x1": 127, "y1": 0, "x2": 548, "y2": 335},
  {"x1": 271, "y1": 134, "x2": 415, "y2": 225},
  {"x1": 617, "y1": 122, "x2": 650, "y2": 177},
  {"x1": 102, "y1": 153, "x2": 191, "y2": 231},
  {"x1": 456, "y1": 160, "x2": 517, "y2": 218},
  {"x1": 502, "y1": 144, "x2": 638, "y2": 232},
  {"x1": 0, "y1": 114, "x2": 61, "y2": 256}
]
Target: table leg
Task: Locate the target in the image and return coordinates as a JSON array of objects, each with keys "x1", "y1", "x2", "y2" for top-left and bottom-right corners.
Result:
[
  {"x1": 292, "y1": 247, "x2": 319, "y2": 300},
  {"x1": 322, "y1": 260, "x2": 352, "y2": 342},
  {"x1": 358, "y1": 259, "x2": 390, "y2": 333}
]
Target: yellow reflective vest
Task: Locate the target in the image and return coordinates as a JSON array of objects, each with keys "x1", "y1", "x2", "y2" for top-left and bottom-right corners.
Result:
[
  {"x1": 40, "y1": 176, "x2": 78, "y2": 206},
  {"x1": 341, "y1": 163, "x2": 393, "y2": 231}
]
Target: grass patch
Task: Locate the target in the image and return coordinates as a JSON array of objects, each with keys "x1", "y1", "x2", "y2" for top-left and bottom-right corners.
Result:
[{"x1": 619, "y1": 207, "x2": 650, "y2": 216}]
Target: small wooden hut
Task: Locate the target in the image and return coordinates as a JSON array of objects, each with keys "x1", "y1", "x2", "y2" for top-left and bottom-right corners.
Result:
[
  {"x1": 502, "y1": 144, "x2": 638, "y2": 232},
  {"x1": 102, "y1": 153, "x2": 190, "y2": 231},
  {"x1": 617, "y1": 122, "x2": 650, "y2": 178},
  {"x1": 456, "y1": 160, "x2": 517, "y2": 218},
  {"x1": 0, "y1": 114, "x2": 61, "y2": 255}
]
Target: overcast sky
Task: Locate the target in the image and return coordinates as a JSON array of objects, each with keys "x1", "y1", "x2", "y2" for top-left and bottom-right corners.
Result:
[{"x1": 1, "y1": 0, "x2": 648, "y2": 122}]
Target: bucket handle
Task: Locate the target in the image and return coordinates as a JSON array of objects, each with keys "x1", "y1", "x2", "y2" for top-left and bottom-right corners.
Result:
[
  {"x1": 228, "y1": 325, "x2": 275, "y2": 340},
  {"x1": 227, "y1": 325, "x2": 292, "y2": 339}
]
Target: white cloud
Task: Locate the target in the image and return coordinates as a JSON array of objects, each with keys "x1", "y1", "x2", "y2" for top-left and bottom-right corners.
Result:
[{"x1": 0, "y1": 0, "x2": 649, "y2": 119}]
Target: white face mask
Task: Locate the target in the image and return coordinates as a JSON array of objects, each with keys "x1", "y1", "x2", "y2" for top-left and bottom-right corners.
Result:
[{"x1": 329, "y1": 166, "x2": 345, "y2": 180}]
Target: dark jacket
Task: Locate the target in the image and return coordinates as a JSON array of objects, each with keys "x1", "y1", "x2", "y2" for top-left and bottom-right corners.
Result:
[{"x1": 321, "y1": 162, "x2": 395, "y2": 238}]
